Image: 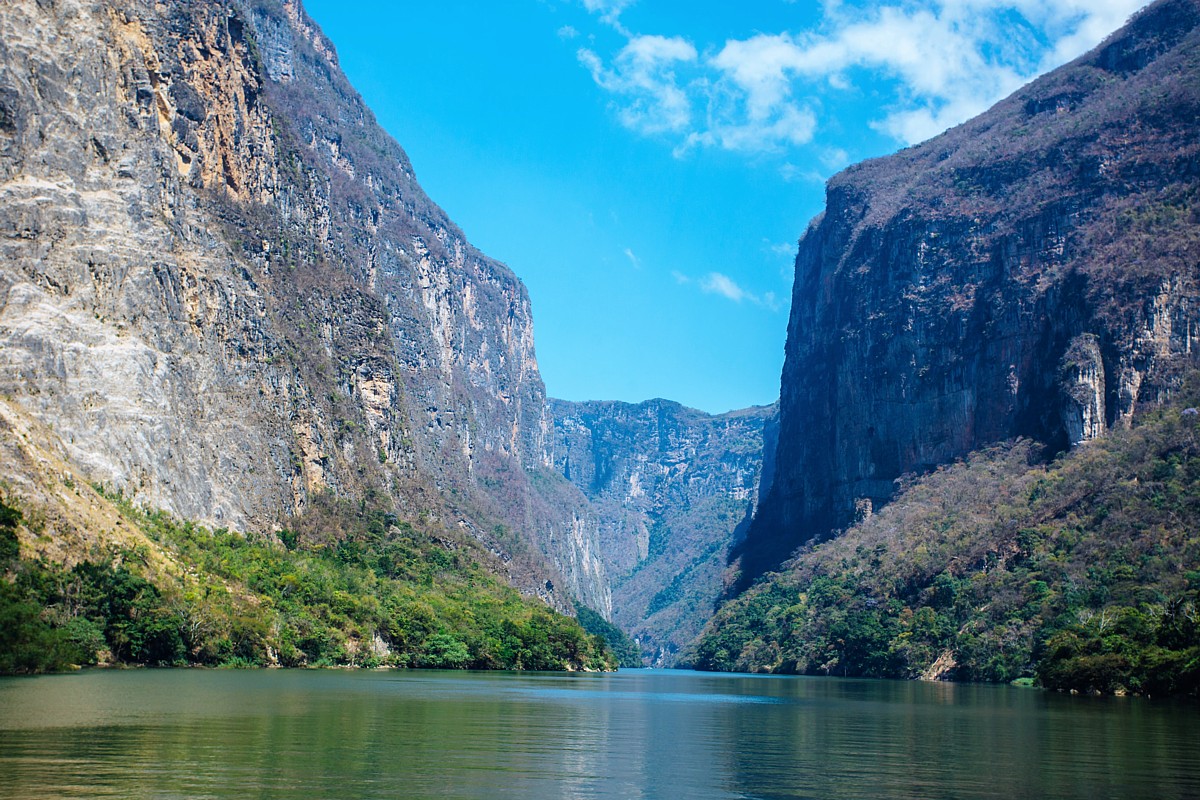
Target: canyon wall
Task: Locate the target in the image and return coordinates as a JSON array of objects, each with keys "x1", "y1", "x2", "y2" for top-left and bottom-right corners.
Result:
[
  {"x1": 736, "y1": 0, "x2": 1200, "y2": 588},
  {"x1": 0, "y1": 0, "x2": 613, "y2": 610}
]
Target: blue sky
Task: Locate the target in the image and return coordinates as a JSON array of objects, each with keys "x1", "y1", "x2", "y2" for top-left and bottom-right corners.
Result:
[{"x1": 302, "y1": 0, "x2": 1149, "y2": 414}]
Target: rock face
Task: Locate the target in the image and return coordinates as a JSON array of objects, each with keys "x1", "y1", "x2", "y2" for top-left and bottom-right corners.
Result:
[
  {"x1": 0, "y1": 0, "x2": 612, "y2": 610},
  {"x1": 736, "y1": 0, "x2": 1200, "y2": 588},
  {"x1": 551, "y1": 399, "x2": 773, "y2": 665}
]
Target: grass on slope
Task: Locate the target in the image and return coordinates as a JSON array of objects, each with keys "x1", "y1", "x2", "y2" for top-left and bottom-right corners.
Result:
[
  {"x1": 0, "y1": 490, "x2": 614, "y2": 674},
  {"x1": 689, "y1": 396, "x2": 1200, "y2": 696}
]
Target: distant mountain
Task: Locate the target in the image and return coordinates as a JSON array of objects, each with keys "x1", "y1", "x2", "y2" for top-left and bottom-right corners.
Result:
[
  {"x1": 734, "y1": 0, "x2": 1200, "y2": 592},
  {"x1": 550, "y1": 399, "x2": 774, "y2": 665}
]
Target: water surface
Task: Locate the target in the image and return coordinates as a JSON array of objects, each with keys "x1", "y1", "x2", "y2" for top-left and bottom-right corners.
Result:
[{"x1": 1, "y1": 669, "x2": 1196, "y2": 799}]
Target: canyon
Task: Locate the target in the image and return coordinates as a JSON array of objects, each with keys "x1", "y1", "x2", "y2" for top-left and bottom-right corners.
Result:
[{"x1": 2, "y1": 0, "x2": 1198, "y2": 681}]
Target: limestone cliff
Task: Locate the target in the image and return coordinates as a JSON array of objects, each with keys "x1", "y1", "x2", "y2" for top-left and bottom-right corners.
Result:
[
  {"x1": 551, "y1": 399, "x2": 773, "y2": 665},
  {"x1": 736, "y1": 0, "x2": 1200, "y2": 589},
  {"x1": 0, "y1": 0, "x2": 609, "y2": 610}
]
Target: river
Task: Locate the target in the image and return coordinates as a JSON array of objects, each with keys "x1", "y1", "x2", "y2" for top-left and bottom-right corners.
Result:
[{"x1": 0, "y1": 669, "x2": 1196, "y2": 799}]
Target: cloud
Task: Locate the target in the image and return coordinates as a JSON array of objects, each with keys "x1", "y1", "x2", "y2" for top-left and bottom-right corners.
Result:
[
  {"x1": 820, "y1": 147, "x2": 850, "y2": 170},
  {"x1": 580, "y1": 0, "x2": 635, "y2": 32},
  {"x1": 624, "y1": 247, "x2": 642, "y2": 269},
  {"x1": 699, "y1": 272, "x2": 783, "y2": 311},
  {"x1": 702, "y1": 272, "x2": 746, "y2": 302},
  {"x1": 579, "y1": 35, "x2": 698, "y2": 134},
  {"x1": 766, "y1": 241, "x2": 798, "y2": 281},
  {"x1": 582, "y1": 0, "x2": 633, "y2": 17},
  {"x1": 680, "y1": 104, "x2": 817, "y2": 155},
  {"x1": 557, "y1": 25, "x2": 579, "y2": 40},
  {"x1": 779, "y1": 162, "x2": 827, "y2": 184},
  {"x1": 671, "y1": 268, "x2": 785, "y2": 310},
  {"x1": 1034, "y1": 1, "x2": 1151, "y2": 67},
  {"x1": 573, "y1": 0, "x2": 1150, "y2": 154},
  {"x1": 708, "y1": 8, "x2": 1032, "y2": 146}
]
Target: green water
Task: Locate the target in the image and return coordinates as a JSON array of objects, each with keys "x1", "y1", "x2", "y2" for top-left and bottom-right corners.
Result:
[{"x1": 0, "y1": 669, "x2": 1196, "y2": 799}]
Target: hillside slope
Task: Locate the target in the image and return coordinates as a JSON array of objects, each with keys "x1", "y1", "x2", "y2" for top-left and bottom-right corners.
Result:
[
  {"x1": 0, "y1": 395, "x2": 613, "y2": 672},
  {"x1": 690, "y1": 388, "x2": 1200, "y2": 695}
]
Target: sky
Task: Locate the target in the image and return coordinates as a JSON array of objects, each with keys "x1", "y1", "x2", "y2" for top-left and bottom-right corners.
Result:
[{"x1": 302, "y1": 0, "x2": 1150, "y2": 414}]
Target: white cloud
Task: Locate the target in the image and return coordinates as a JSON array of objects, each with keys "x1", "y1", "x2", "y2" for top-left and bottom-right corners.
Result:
[
  {"x1": 671, "y1": 270, "x2": 691, "y2": 284},
  {"x1": 683, "y1": 104, "x2": 817, "y2": 155},
  {"x1": 574, "y1": 0, "x2": 1151, "y2": 155},
  {"x1": 558, "y1": 25, "x2": 579, "y2": 40},
  {"x1": 698, "y1": 272, "x2": 783, "y2": 311},
  {"x1": 624, "y1": 247, "x2": 642, "y2": 269},
  {"x1": 582, "y1": 0, "x2": 628, "y2": 11},
  {"x1": 579, "y1": 35, "x2": 698, "y2": 134},
  {"x1": 1035, "y1": 1, "x2": 1150, "y2": 68},
  {"x1": 708, "y1": 7, "x2": 1032, "y2": 146},
  {"x1": 779, "y1": 162, "x2": 826, "y2": 184},
  {"x1": 711, "y1": 34, "x2": 810, "y2": 120},
  {"x1": 702, "y1": 272, "x2": 747, "y2": 302},
  {"x1": 767, "y1": 240, "x2": 798, "y2": 282},
  {"x1": 580, "y1": 0, "x2": 635, "y2": 32},
  {"x1": 820, "y1": 147, "x2": 849, "y2": 170}
]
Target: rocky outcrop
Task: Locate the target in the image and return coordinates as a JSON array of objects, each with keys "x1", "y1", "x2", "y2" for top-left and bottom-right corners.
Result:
[
  {"x1": 551, "y1": 399, "x2": 773, "y2": 665},
  {"x1": 1061, "y1": 334, "x2": 1107, "y2": 446},
  {"x1": 736, "y1": 0, "x2": 1200, "y2": 589},
  {"x1": 0, "y1": 0, "x2": 606, "y2": 610}
]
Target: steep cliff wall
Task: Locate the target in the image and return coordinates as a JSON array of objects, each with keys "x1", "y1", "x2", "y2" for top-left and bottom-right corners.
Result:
[
  {"x1": 737, "y1": 0, "x2": 1200, "y2": 588},
  {"x1": 0, "y1": 0, "x2": 611, "y2": 610},
  {"x1": 551, "y1": 399, "x2": 773, "y2": 664}
]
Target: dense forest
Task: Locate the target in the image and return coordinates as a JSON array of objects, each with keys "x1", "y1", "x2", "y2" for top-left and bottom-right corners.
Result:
[
  {"x1": 0, "y1": 491, "x2": 616, "y2": 674},
  {"x1": 689, "y1": 384, "x2": 1200, "y2": 696}
]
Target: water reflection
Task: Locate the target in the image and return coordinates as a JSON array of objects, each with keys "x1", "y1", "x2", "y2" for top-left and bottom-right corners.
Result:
[
  {"x1": 712, "y1": 675, "x2": 1200, "y2": 800},
  {"x1": 0, "y1": 670, "x2": 1196, "y2": 799}
]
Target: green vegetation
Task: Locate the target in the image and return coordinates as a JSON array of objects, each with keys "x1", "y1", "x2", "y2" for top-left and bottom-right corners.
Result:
[
  {"x1": 646, "y1": 540, "x2": 725, "y2": 618},
  {"x1": 0, "y1": 493, "x2": 614, "y2": 674},
  {"x1": 690, "y1": 397, "x2": 1200, "y2": 696},
  {"x1": 574, "y1": 602, "x2": 643, "y2": 668}
]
